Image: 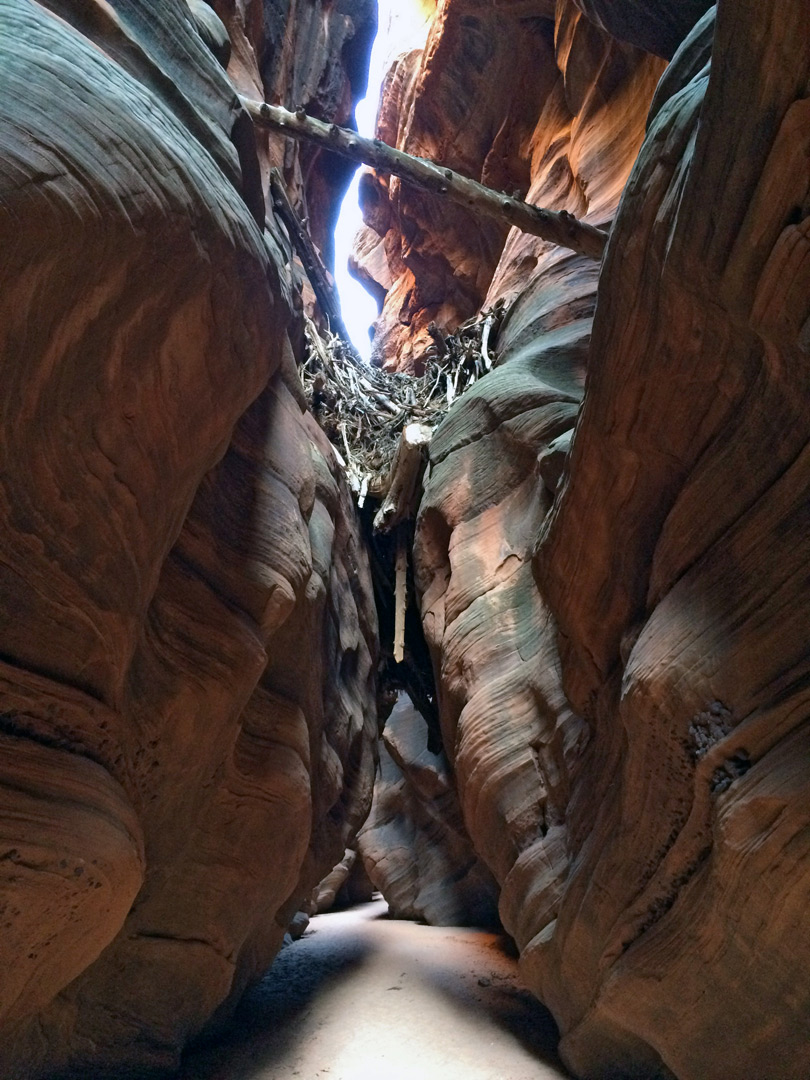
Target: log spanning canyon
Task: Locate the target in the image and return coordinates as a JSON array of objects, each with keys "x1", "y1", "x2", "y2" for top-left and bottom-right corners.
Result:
[
  {"x1": 241, "y1": 99, "x2": 609, "y2": 260},
  {"x1": 0, "y1": 1, "x2": 808, "y2": 1079}
]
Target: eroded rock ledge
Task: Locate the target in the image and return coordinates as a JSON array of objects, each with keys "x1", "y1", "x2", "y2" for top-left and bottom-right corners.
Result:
[{"x1": 358, "y1": 694, "x2": 500, "y2": 927}]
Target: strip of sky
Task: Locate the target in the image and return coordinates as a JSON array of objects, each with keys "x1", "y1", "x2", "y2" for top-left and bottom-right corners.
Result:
[{"x1": 332, "y1": 1, "x2": 434, "y2": 361}]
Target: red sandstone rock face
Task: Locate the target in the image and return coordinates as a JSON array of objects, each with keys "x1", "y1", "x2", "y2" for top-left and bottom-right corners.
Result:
[
  {"x1": 391, "y1": 0, "x2": 660, "y2": 948},
  {"x1": 377, "y1": 0, "x2": 810, "y2": 1076},
  {"x1": 356, "y1": 0, "x2": 661, "y2": 950},
  {"x1": 358, "y1": 695, "x2": 500, "y2": 927},
  {"x1": 0, "y1": 1, "x2": 377, "y2": 1075},
  {"x1": 534, "y1": 5, "x2": 810, "y2": 1076},
  {"x1": 570, "y1": 0, "x2": 712, "y2": 58},
  {"x1": 357, "y1": 0, "x2": 663, "y2": 373}
]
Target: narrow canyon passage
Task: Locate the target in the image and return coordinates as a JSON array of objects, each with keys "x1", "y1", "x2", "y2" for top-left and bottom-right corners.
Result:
[
  {"x1": 3, "y1": 3, "x2": 809, "y2": 1078},
  {"x1": 180, "y1": 901, "x2": 568, "y2": 1080}
]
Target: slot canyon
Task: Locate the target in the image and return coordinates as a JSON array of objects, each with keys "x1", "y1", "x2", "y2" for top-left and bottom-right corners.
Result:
[{"x1": 0, "y1": 1, "x2": 808, "y2": 1078}]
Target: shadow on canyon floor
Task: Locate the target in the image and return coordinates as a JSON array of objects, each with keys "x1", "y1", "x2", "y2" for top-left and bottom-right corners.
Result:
[{"x1": 179, "y1": 899, "x2": 568, "y2": 1080}]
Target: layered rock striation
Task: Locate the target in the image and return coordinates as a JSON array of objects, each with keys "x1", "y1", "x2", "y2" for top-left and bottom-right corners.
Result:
[
  {"x1": 369, "y1": 0, "x2": 660, "y2": 944},
  {"x1": 3, "y1": 0, "x2": 810, "y2": 1076},
  {"x1": 533, "y1": 5, "x2": 810, "y2": 1076},
  {"x1": 358, "y1": 695, "x2": 500, "y2": 927},
  {"x1": 358, "y1": 0, "x2": 810, "y2": 1076},
  {"x1": 211, "y1": 0, "x2": 376, "y2": 265},
  {"x1": 570, "y1": 0, "x2": 712, "y2": 58},
  {"x1": 0, "y1": 1, "x2": 377, "y2": 1075}
]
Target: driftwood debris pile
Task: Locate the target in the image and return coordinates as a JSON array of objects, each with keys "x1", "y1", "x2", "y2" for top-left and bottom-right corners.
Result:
[
  {"x1": 301, "y1": 307, "x2": 502, "y2": 719},
  {"x1": 300, "y1": 312, "x2": 506, "y2": 743},
  {"x1": 272, "y1": 164, "x2": 502, "y2": 739},
  {"x1": 301, "y1": 303, "x2": 504, "y2": 519}
]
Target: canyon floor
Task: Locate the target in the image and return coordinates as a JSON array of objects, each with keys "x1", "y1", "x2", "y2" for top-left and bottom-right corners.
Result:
[{"x1": 180, "y1": 900, "x2": 569, "y2": 1080}]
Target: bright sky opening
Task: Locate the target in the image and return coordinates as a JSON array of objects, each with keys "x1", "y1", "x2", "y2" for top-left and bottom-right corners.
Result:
[{"x1": 333, "y1": 0, "x2": 434, "y2": 362}]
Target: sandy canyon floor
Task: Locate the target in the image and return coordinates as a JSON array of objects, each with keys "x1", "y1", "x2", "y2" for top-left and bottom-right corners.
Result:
[{"x1": 180, "y1": 900, "x2": 569, "y2": 1080}]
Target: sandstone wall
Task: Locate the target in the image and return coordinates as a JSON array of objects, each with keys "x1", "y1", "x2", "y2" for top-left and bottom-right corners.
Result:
[
  {"x1": 353, "y1": 0, "x2": 663, "y2": 373},
  {"x1": 358, "y1": 695, "x2": 500, "y2": 927},
  {"x1": 358, "y1": 0, "x2": 810, "y2": 1076},
  {"x1": 534, "y1": 4, "x2": 810, "y2": 1075},
  {"x1": 211, "y1": 0, "x2": 376, "y2": 264},
  {"x1": 0, "y1": 1, "x2": 377, "y2": 1075}
]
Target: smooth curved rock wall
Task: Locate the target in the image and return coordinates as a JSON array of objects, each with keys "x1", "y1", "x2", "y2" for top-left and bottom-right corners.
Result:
[
  {"x1": 534, "y1": 4, "x2": 810, "y2": 1076},
  {"x1": 358, "y1": 695, "x2": 500, "y2": 927},
  {"x1": 358, "y1": 0, "x2": 661, "y2": 946},
  {"x1": 407, "y1": 0, "x2": 659, "y2": 942},
  {"x1": 570, "y1": 0, "x2": 712, "y2": 58},
  {"x1": 0, "y1": 1, "x2": 377, "y2": 1075},
  {"x1": 375, "y1": 0, "x2": 810, "y2": 1076}
]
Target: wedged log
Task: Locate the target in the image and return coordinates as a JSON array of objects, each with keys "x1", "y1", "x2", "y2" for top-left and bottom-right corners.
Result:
[
  {"x1": 242, "y1": 99, "x2": 608, "y2": 260},
  {"x1": 373, "y1": 423, "x2": 433, "y2": 534}
]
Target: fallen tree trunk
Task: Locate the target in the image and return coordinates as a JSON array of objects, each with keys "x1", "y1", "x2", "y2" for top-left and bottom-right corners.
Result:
[
  {"x1": 374, "y1": 423, "x2": 433, "y2": 534},
  {"x1": 241, "y1": 99, "x2": 608, "y2": 261}
]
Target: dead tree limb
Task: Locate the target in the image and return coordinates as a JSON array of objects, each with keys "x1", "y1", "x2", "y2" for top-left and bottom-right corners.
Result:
[
  {"x1": 269, "y1": 168, "x2": 355, "y2": 347},
  {"x1": 394, "y1": 533, "x2": 408, "y2": 664},
  {"x1": 374, "y1": 423, "x2": 433, "y2": 534},
  {"x1": 242, "y1": 100, "x2": 608, "y2": 261}
]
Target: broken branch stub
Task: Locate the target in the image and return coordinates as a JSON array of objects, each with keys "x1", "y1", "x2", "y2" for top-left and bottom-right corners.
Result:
[
  {"x1": 241, "y1": 99, "x2": 608, "y2": 261},
  {"x1": 374, "y1": 423, "x2": 433, "y2": 534},
  {"x1": 394, "y1": 533, "x2": 408, "y2": 665}
]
